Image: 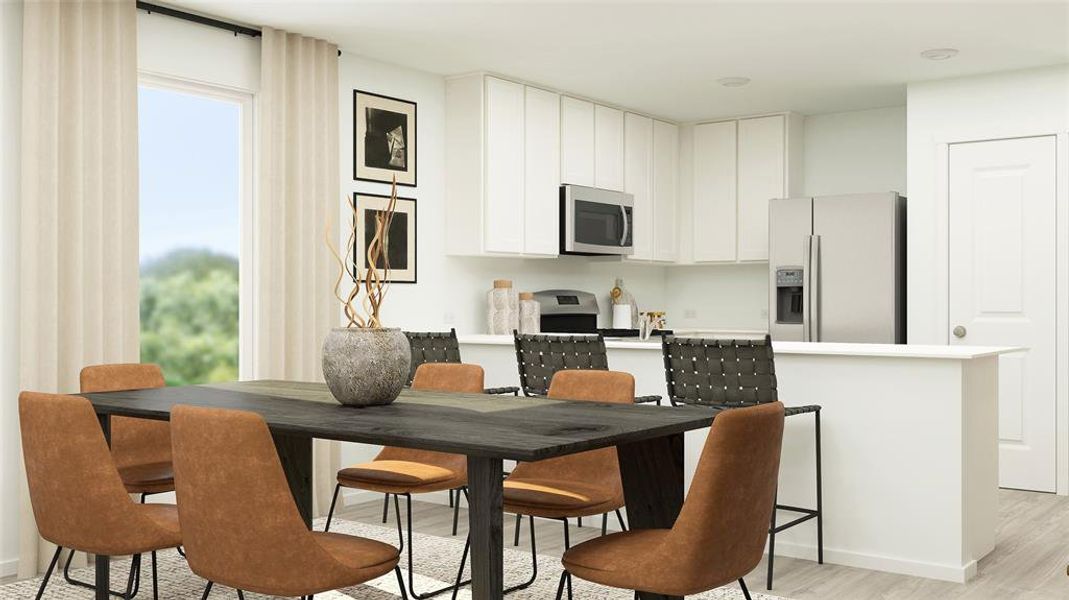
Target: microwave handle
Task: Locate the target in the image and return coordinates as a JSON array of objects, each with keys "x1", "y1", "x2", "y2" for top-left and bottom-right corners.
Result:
[{"x1": 620, "y1": 206, "x2": 629, "y2": 246}]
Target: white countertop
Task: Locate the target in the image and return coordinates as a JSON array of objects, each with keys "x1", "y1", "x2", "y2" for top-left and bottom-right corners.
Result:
[{"x1": 457, "y1": 334, "x2": 1023, "y2": 360}]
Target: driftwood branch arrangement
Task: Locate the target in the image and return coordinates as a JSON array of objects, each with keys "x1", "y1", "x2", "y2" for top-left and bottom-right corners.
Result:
[{"x1": 326, "y1": 177, "x2": 399, "y2": 328}]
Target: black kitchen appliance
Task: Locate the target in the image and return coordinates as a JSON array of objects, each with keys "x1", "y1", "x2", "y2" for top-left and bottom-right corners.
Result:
[{"x1": 532, "y1": 289, "x2": 599, "y2": 333}]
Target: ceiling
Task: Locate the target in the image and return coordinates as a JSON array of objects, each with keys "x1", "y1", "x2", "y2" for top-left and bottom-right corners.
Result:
[{"x1": 171, "y1": 1, "x2": 1069, "y2": 121}]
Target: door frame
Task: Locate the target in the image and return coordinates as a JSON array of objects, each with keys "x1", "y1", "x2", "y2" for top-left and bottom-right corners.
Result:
[
  {"x1": 937, "y1": 131, "x2": 1068, "y2": 494},
  {"x1": 137, "y1": 71, "x2": 257, "y2": 381}
]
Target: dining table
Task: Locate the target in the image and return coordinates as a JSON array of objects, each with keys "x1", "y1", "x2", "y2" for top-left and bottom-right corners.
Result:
[{"x1": 84, "y1": 379, "x2": 719, "y2": 600}]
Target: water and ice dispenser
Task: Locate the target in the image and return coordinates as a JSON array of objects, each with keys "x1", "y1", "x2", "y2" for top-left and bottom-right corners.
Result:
[{"x1": 775, "y1": 268, "x2": 804, "y2": 324}]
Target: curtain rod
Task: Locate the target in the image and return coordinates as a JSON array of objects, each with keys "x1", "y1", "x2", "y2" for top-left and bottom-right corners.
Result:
[{"x1": 135, "y1": 2, "x2": 342, "y2": 55}]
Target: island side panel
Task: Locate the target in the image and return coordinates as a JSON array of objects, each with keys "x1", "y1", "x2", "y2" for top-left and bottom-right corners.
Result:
[{"x1": 962, "y1": 355, "x2": 999, "y2": 566}]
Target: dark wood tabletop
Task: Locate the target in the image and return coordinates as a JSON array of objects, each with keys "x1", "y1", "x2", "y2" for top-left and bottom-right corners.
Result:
[{"x1": 83, "y1": 379, "x2": 718, "y2": 461}]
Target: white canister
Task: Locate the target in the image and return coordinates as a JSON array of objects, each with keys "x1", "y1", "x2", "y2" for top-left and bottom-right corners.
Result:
[
  {"x1": 487, "y1": 279, "x2": 519, "y2": 335},
  {"x1": 519, "y1": 292, "x2": 540, "y2": 334},
  {"x1": 612, "y1": 304, "x2": 632, "y2": 330}
]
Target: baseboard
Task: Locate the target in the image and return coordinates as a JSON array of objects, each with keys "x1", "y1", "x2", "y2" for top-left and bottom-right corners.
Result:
[
  {"x1": 0, "y1": 557, "x2": 17, "y2": 578},
  {"x1": 771, "y1": 540, "x2": 976, "y2": 583}
]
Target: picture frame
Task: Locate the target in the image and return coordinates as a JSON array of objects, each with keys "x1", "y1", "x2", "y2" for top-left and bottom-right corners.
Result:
[
  {"x1": 354, "y1": 90, "x2": 417, "y2": 187},
  {"x1": 353, "y1": 192, "x2": 417, "y2": 284}
]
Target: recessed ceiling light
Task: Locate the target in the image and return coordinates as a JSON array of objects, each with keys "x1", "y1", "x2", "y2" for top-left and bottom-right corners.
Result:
[
  {"x1": 718, "y1": 77, "x2": 751, "y2": 88},
  {"x1": 921, "y1": 48, "x2": 959, "y2": 61}
]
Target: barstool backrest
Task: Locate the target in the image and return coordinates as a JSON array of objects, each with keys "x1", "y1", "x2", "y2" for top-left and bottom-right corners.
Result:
[
  {"x1": 404, "y1": 329, "x2": 463, "y2": 385},
  {"x1": 661, "y1": 335, "x2": 778, "y2": 407},
  {"x1": 513, "y1": 332, "x2": 608, "y2": 396}
]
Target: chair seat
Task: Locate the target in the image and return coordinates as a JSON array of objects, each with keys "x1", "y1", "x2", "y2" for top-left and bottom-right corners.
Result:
[
  {"x1": 503, "y1": 478, "x2": 622, "y2": 518},
  {"x1": 118, "y1": 461, "x2": 175, "y2": 495},
  {"x1": 337, "y1": 460, "x2": 465, "y2": 494},
  {"x1": 563, "y1": 529, "x2": 676, "y2": 592},
  {"x1": 311, "y1": 531, "x2": 400, "y2": 580}
]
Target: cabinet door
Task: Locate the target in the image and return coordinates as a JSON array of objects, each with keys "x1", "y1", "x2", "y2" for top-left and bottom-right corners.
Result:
[
  {"x1": 524, "y1": 86, "x2": 561, "y2": 256},
  {"x1": 652, "y1": 120, "x2": 679, "y2": 262},
  {"x1": 692, "y1": 121, "x2": 737, "y2": 262},
  {"x1": 483, "y1": 77, "x2": 525, "y2": 254},
  {"x1": 737, "y1": 115, "x2": 785, "y2": 261},
  {"x1": 560, "y1": 97, "x2": 595, "y2": 186},
  {"x1": 594, "y1": 105, "x2": 625, "y2": 191},
  {"x1": 624, "y1": 113, "x2": 653, "y2": 260}
]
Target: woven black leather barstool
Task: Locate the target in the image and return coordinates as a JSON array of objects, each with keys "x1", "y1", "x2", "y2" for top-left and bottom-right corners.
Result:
[{"x1": 661, "y1": 334, "x2": 823, "y2": 590}]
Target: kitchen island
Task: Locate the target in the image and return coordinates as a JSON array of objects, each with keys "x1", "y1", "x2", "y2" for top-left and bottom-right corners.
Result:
[{"x1": 458, "y1": 334, "x2": 1020, "y2": 584}]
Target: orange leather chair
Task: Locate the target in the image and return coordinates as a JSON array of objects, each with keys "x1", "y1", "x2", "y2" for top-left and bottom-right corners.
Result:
[
  {"x1": 80, "y1": 363, "x2": 173, "y2": 499},
  {"x1": 556, "y1": 402, "x2": 785, "y2": 600},
  {"x1": 451, "y1": 370, "x2": 634, "y2": 597},
  {"x1": 19, "y1": 392, "x2": 182, "y2": 600},
  {"x1": 171, "y1": 404, "x2": 405, "y2": 599},
  {"x1": 327, "y1": 362, "x2": 482, "y2": 599}
]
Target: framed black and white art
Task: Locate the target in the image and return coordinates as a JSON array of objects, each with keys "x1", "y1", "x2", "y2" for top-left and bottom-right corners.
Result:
[
  {"x1": 354, "y1": 192, "x2": 417, "y2": 284},
  {"x1": 354, "y1": 90, "x2": 417, "y2": 187}
]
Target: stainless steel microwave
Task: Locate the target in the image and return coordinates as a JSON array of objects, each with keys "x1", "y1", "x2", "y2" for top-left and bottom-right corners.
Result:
[{"x1": 560, "y1": 184, "x2": 634, "y2": 256}]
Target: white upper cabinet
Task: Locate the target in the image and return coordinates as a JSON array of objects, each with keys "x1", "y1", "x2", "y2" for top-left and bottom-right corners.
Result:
[
  {"x1": 652, "y1": 120, "x2": 679, "y2": 262},
  {"x1": 445, "y1": 74, "x2": 560, "y2": 257},
  {"x1": 689, "y1": 112, "x2": 802, "y2": 263},
  {"x1": 594, "y1": 105, "x2": 625, "y2": 191},
  {"x1": 560, "y1": 97, "x2": 595, "y2": 187},
  {"x1": 692, "y1": 120, "x2": 738, "y2": 262},
  {"x1": 483, "y1": 77, "x2": 525, "y2": 254},
  {"x1": 737, "y1": 115, "x2": 785, "y2": 261},
  {"x1": 624, "y1": 113, "x2": 653, "y2": 260},
  {"x1": 523, "y1": 86, "x2": 561, "y2": 256}
]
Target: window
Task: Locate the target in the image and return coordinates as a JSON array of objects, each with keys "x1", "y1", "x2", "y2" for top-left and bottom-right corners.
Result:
[{"x1": 138, "y1": 76, "x2": 252, "y2": 385}]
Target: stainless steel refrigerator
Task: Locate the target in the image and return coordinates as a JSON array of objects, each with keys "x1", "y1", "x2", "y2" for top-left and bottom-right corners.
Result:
[{"x1": 768, "y1": 192, "x2": 906, "y2": 343}]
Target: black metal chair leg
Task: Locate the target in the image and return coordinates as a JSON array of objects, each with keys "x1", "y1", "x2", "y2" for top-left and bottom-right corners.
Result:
[
  {"x1": 502, "y1": 515, "x2": 538, "y2": 593},
  {"x1": 324, "y1": 483, "x2": 341, "y2": 532},
  {"x1": 816, "y1": 410, "x2": 824, "y2": 564},
  {"x1": 739, "y1": 577, "x2": 753, "y2": 600},
  {"x1": 395, "y1": 566, "x2": 410, "y2": 600},
  {"x1": 767, "y1": 490, "x2": 778, "y2": 590},
  {"x1": 199, "y1": 581, "x2": 214, "y2": 600},
  {"x1": 553, "y1": 571, "x2": 568, "y2": 600},
  {"x1": 236, "y1": 591, "x2": 245, "y2": 600},
  {"x1": 34, "y1": 546, "x2": 62, "y2": 600},
  {"x1": 577, "y1": 516, "x2": 582, "y2": 528},
  {"x1": 601, "y1": 513, "x2": 608, "y2": 536},
  {"x1": 451, "y1": 488, "x2": 462, "y2": 536},
  {"x1": 448, "y1": 488, "x2": 454, "y2": 508},
  {"x1": 150, "y1": 551, "x2": 158, "y2": 600},
  {"x1": 615, "y1": 509, "x2": 628, "y2": 531},
  {"x1": 449, "y1": 535, "x2": 470, "y2": 600},
  {"x1": 63, "y1": 547, "x2": 140, "y2": 598},
  {"x1": 123, "y1": 554, "x2": 141, "y2": 600},
  {"x1": 382, "y1": 492, "x2": 391, "y2": 523},
  {"x1": 563, "y1": 517, "x2": 571, "y2": 549},
  {"x1": 513, "y1": 513, "x2": 522, "y2": 546},
  {"x1": 405, "y1": 493, "x2": 470, "y2": 599}
]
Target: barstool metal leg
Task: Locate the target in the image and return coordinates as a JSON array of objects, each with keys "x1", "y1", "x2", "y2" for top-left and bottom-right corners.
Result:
[
  {"x1": 767, "y1": 491, "x2": 777, "y2": 590},
  {"x1": 816, "y1": 410, "x2": 824, "y2": 564}
]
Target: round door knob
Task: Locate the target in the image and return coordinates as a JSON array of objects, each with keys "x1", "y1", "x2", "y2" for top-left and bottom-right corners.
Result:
[{"x1": 953, "y1": 325, "x2": 967, "y2": 338}]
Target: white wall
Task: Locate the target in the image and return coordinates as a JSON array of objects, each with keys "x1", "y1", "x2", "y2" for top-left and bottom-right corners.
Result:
[
  {"x1": 137, "y1": 10, "x2": 260, "y2": 91},
  {"x1": 666, "y1": 106, "x2": 908, "y2": 331},
  {"x1": 0, "y1": 0, "x2": 22, "y2": 578}
]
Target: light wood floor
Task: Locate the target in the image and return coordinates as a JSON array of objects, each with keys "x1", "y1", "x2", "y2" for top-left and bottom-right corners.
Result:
[{"x1": 335, "y1": 488, "x2": 1069, "y2": 600}]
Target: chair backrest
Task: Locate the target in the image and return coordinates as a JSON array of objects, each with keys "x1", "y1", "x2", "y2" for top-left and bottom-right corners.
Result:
[
  {"x1": 404, "y1": 329, "x2": 463, "y2": 385},
  {"x1": 513, "y1": 332, "x2": 608, "y2": 396},
  {"x1": 18, "y1": 392, "x2": 164, "y2": 554},
  {"x1": 509, "y1": 370, "x2": 633, "y2": 487},
  {"x1": 664, "y1": 402, "x2": 784, "y2": 592},
  {"x1": 661, "y1": 335, "x2": 778, "y2": 407},
  {"x1": 80, "y1": 363, "x2": 169, "y2": 469},
  {"x1": 171, "y1": 405, "x2": 353, "y2": 594},
  {"x1": 376, "y1": 363, "x2": 484, "y2": 469}
]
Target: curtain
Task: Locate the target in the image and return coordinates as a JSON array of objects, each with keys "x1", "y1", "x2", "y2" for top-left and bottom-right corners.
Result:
[
  {"x1": 17, "y1": 0, "x2": 140, "y2": 576},
  {"x1": 255, "y1": 28, "x2": 341, "y2": 517}
]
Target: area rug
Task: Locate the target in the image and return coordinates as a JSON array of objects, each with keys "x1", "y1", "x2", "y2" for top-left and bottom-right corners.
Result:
[{"x1": 1, "y1": 518, "x2": 789, "y2": 599}]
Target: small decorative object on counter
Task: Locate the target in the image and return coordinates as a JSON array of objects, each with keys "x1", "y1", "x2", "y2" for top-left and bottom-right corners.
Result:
[
  {"x1": 518, "y1": 292, "x2": 540, "y2": 334},
  {"x1": 609, "y1": 277, "x2": 639, "y2": 329},
  {"x1": 487, "y1": 279, "x2": 519, "y2": 334},
  {"x1": 638, "y1": 311, "x2": 668, "y2": 340}
]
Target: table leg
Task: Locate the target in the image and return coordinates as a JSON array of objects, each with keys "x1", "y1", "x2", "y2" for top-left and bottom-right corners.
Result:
[
  {"x1": 618, "y1": 433, "x2": 685, "y2": 600},
  {"x1": 95, "y1": 413, "x2": 113, "y2": 599},
  {"x1": 466, "y1": 456, "x2": 503, "y2": 600},
  {"x1": 272, "y1": 432, "x2": 313, "y2": 527}
]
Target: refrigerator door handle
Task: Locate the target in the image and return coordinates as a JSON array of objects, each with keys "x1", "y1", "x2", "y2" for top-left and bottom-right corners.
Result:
[
  {"x1": 802, "y1": 235, "x2": 813, "y2": 342},
  {"x1": 810, "y1": 235, "x2": 822, "y2": 343}
]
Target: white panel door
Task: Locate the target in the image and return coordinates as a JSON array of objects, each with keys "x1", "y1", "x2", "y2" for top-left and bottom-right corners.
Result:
[
  {"x1": 624, "y1": 113, "x2": 653, "y2": 260},
  {"x1": 560, "y1": 96, "x2": 595, "y2": 187},
  {"x1": 949, "y1": 136, "x2": 1057, "y2": 492},
  {"x1": 594, "y1": 105, "x2": 625, "y2": 191},
  {"x1": 652, "y1": 120, "x2": 679, "y2": 262},
  {"x1": 483, "y1": 77, "x2": 525, "y2": 254},
  {"x1": 523, "y1": 86, "x2": 560, "y2": 256},
  {"x1": 692, "y1": 121, "x2": 737, "y2": 262},
  {"x1": 737, "y1": 115, "x2": 785, "y2": 261}
]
